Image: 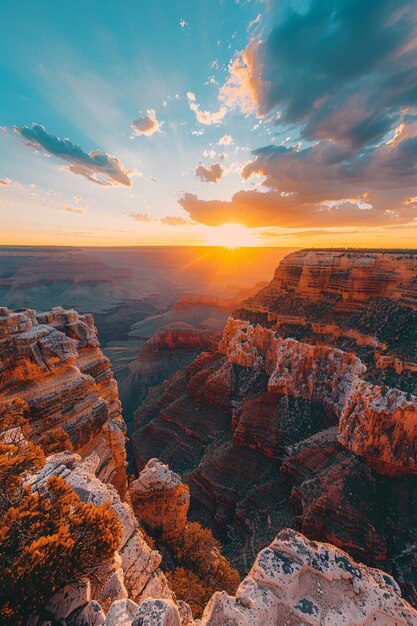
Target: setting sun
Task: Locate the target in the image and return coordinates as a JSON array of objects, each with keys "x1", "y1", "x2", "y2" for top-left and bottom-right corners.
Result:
[{"x1": 203, "y1": 223, "x2": 257, "y2": 248}]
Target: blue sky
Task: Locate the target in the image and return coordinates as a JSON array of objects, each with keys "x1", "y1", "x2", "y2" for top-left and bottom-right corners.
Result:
[
  {"x1": 0, "y1": 0, "x2": 270, "y2": 245},
  {"x1": 2, "y1": 0, "x2": 417, "y2": 247}
]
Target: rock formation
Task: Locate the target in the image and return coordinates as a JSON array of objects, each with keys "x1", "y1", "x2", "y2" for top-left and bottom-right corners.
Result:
[
  {"x1": 132, "y1": 249, "x2": 417, "y2": 602},
  {"x1": 250, "y1": 248, "x2": 417, "y2": 311},
  {"x1": 130, "y1": 458, "x2": 190, "y2": 543},
  {"x1": 219, "y1": 317, "x2": 417, "y2": 476},
  {"x1": 0, "y1": 306, "x2": 127, "y2": 495},
  {"x1": 26, "y1": 451, "x2": 177, "y2": 624},
  {"x1": 118, "y1": 328, "x2": 220, "y2": 430},
  {"x1": 200, "y1": 528, "x2": 417, "y2": 626}
]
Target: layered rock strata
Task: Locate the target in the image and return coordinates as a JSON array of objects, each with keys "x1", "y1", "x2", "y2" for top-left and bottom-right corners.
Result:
[
  {"x1": 130, "y1": 458, "x2": 190, "y2": 543},
  {"x1": 132, "y1": 249, "x2": 417, "y2": 598},
  {"x1": 0, "y1": 306, "x2": 127, "y2": 494},
  {"x1": 220, "y1": 318, "x2": 417, "y2": 476},
  {"x1": 119, "y1": 328, "x2": 220, "y2": 430},
  {"x1": 253, "y1": 249, "x2": 417, "y2": 311}
]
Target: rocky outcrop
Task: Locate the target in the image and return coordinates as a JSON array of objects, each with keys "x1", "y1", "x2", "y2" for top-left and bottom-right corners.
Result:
[
  {"x1": 27, "y1": 451, "x2": 176, "y2": 623},
  {"x1": 248, "y1": 249, "x2": 417, "y2": 312},
  {"x1": 132, "y1": 249, "x2": 417, "y2": 603},
  {"x1": 130, "y1": 458, "x2": 190, "y2": 543},
  {"x1": 0, "y1": 306, "x2": 127, "y2": 495},
  {"x1": 280, "y1": 428, "x2": 388, "y2": 562},
  {"x1": 200, "y1": 528, "x2": 417, "y2": 626},
  {"x1": 26, "y1": 451, "x2": 417, "y2": 625},
  {"x1": 220, "y1": 318, "x2": 417, "y2": 476}
]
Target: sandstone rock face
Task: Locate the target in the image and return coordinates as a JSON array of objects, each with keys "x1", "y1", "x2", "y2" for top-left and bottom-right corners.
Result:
[
  {"x1": 132, "y1": 249, "x2": 417, "y2": 603},
  {"x1": 28, "y1": 451, "x2": 175, "y2": 623},
  {"x1": 0, "y1": 306, "x2": 127, "y2": 494},
  {"x1": 258, "y1": 248, "x2": 417, "y2": 310},
  {"x1": 130, "y1": 458, "x2": 190, "y2": 543},
  {"x1": 119, "y1": 328, "x2": 220, "y2": 430},
  {"x1": 200, "y1": 528, "x2": 417, "y2": 626},
  {"x1": 219, "y1": 318, "x2": 417, "y2": 476}
]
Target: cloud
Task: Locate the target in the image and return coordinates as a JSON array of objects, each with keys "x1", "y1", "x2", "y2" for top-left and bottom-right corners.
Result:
[
  {"x1": 160, "y1": 216, "x2": 194, "y2": 226},
  {"x1": 258, "y1": 229, "x2": 363, "y2": 239},
  {"x1": 0, "y1": 178, "x2": 13, "y2": 186},
  {"x1": 14, "y1": 124, "x2": 132, "y2": 186},
  {"x1": 218, "y1": 134, "x2": 233, "y2": 146},
  {"x1": 179, "y1": 159, "x2": 417, "y2": 227},
  {"x1": 181, "y1": 1, "x2": 417, "y2": 230},
  {"x1": 222, "y1": 0, "x2": 417, "y2": 148},
  {"x1": 131, "y1": 109, "x2": 162, "y2": 136},
  {"x1": 130, "y1": 212, "x2": 193, "y2": 226},
  {"x1": 187, "y1": 92, "x2": 227, "y2": 125},
  {"x1": 55, "y1": 206, "x2": 86, "y2": 215},
  {"x1": 247, "y1": 13, "x2": 262, "y2": 31},
  {"x1": 130, "y1": 212, "x2": 156, "y2": 223},
  {"x1": 220, "y1": 39, "x2": 264, "y2": 115},
  {"x1": 195, "y1": 163, "x2": 225, "y2": 183}
]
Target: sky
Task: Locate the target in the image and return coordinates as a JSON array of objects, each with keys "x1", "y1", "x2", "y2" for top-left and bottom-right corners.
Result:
[{"x1": 1, "y1": 0, "x2": 417, "y2": 248}]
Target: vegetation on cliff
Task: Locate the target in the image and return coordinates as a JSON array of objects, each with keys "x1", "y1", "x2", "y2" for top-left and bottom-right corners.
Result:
[
  {"x1": 166, "y1": 522, "x2": 240, "y2": 617},
  {"x1": 0, "y1": 399, "x2": 122, "y2": 625}
]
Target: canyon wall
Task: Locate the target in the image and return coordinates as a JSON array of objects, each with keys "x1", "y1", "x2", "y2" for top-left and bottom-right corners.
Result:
[
  {"x1": 254, "y1": 248, "x2": 417, "y2": 311},
  {"x1": 119, "y1": 328, "x2": 220, "y2": 430},
  {"x1": 132, "y1": 249, "x2": 417, "y2": 602},
  {"x1": 219, "y1": 318, "x2": 417, "y2": 476},
  {"x1": 3, "y1": 292, "x2": 417, "y2": 624},
  {"x1": 0, "y1": 306, "x2": 127, "y2": 495}
]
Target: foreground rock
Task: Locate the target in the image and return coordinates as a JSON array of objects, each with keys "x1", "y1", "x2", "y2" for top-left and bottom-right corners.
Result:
[
  {"x1": 0, "y1": 306, "x2": 127, "y2": 495},
  {"x1": 28, "y1": 451, "x2": 177, "y2": 623},
  {"x1": 130, "y1": 458, "x2": 190, "y2": 543},
  {"x1": 201, "y1": 529, "x2": 417, "y2": 625}
]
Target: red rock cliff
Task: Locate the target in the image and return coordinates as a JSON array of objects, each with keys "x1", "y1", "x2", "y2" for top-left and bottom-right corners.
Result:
[
  {"x1": 0, "y1": 306, "x2": 127, "y2": 495},
  {"x1": 219, "y1": 318, "x2": 417, "y2": 476},
  {"x1": 250, "y1": 248, "x2": 417, "y2": 311},
  {"x1": 132, "y1": 249, "x2": 417, "y2": 603}
]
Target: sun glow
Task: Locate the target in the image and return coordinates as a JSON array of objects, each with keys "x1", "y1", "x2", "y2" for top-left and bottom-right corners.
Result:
[{"x1": 203, "y1": 223, "x2": 257, "y2": 248}]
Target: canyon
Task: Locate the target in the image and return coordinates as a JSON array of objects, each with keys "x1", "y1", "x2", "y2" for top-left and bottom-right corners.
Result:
[
  {"x1": 133, "y1": 249, "x2": 417, "y2": 604},
  {"x1": 1, "y1": 247, "x2": 417, "y2": 624}
]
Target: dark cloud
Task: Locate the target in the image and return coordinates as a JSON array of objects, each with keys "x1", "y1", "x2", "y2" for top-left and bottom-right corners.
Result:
[
  {"x1": 14, "y1": 124, "x2": 132, "y2": 186},
  {"x1": 185, "y1": 1, "x2": 417, "y2": 229},
  {"x1": 225, "y1": 0, "x2": 417, "y2": 150},
  {"x1": 195, "y1": 163, "x2": 224, "y2": 183}
]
